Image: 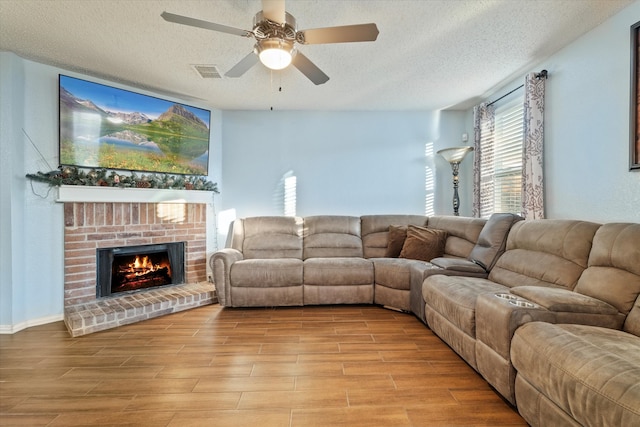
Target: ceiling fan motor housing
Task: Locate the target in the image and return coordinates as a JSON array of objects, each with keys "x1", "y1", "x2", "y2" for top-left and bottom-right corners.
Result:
[
  {"x1": 252, "y1": 11, "x2": 298, "y2": 69},
  {"x1": 253, "y1": 11, "x2": 297, "y2": 41}
]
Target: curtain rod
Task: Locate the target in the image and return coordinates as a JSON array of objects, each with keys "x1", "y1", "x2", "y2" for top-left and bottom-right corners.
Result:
[{"x1": 487, "y1": 70, "x2": 548, "y2": 107}]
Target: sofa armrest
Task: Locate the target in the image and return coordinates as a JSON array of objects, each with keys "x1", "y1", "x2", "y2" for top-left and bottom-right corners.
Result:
[
  {"x1": 430, "y1": 257, "x2": 488, "y2": 275},
  {"x1": 477, "y1": 287, "x2": 625, "y2": 361},
  {"x1": 476, "y1": 285, "x2": 625, "y2": 406},
  {"x1": 210, "y1": 248, "x2": 244, "y2": 306},
  {"x1": 510, "y1": 286, "x2": 619, "y2": 315}
]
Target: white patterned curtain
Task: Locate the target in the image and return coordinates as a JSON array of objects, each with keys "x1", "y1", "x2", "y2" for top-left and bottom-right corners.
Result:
[
  {"x1": 472, "y1": 103, "x2": 495, "y2": 218},
  {"x1": 522, "y1": 72, "x2": 546, "y2": 219}
]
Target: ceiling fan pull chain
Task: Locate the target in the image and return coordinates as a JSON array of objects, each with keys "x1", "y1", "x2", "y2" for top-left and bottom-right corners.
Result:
[{"x1": 270, "y1": 70, "x2": 273, "y2": 110}]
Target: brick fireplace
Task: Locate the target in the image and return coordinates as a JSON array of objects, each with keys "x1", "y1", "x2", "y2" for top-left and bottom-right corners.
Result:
[{"x1": 62, "y1": 194, "x2": 216, "y2": 337}]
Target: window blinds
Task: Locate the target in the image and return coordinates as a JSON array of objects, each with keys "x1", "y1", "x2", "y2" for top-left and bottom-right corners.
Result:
[{"x1": 480, "y1": 95, "x2": 524, "y2": 218}]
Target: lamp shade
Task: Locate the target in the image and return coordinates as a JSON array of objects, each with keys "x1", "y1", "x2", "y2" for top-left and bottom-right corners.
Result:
[
  {"x1": 257, "y1": 39, "x2": 294, "y2": 70},
  {"x1": 437, "y1": 146, "x2": 474, "y2": 164}
]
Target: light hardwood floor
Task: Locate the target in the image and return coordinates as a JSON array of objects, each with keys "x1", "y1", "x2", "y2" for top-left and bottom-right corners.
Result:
[{"x1": 0, "y1": 304, "x2": 526, "y2": 427}]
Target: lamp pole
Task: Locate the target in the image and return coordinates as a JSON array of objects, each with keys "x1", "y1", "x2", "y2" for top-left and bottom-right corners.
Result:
[
  {"x1": 437, "y1": 146, "x2": 474, "y2": 217},
  {"x1": 451, "y1": 161, "x2": 461, "y2": 216}
]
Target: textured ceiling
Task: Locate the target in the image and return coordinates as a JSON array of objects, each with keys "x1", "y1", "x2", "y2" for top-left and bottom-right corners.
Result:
[{"x1": 0, "y1": 0, "x2": 633, "y2": 111}]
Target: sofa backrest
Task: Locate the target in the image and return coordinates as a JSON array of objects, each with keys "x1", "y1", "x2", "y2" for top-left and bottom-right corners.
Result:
[
  {"x1": 489, "y1": 219, "x2": 601, "y2": 290},
  {"x1": 574, "y1": 223, "x2": 640, "y2": 316},
  {"x1": 303, "y1": 215, "x2": 363, "y2": 259},
  {"x1": 427, "y1": 215, "x2": 487, "y2": 259},
  {"x1": 232, "y1": 216, "x2": 303, "y2": 259},
  {"x1": 361, "y1": 215, "x2": 428, "y2": 258},
  {"x1": 468, "y1": 213, "x2": 523, "y2": 271}
]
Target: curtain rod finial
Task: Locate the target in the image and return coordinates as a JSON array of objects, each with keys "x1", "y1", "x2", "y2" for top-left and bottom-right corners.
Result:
[{"x1": 537, "y1": 70, "x2": 548, "y2": 79}]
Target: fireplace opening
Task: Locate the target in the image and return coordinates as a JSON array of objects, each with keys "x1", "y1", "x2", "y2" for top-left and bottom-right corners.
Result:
[{"x1": 97, "y1": 242, "x2": 185, "y2": 298}]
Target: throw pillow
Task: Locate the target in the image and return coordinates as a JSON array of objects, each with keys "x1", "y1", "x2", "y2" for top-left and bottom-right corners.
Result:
[
  {"x1": 399, "y1": 225, "x2": 448, "y2": 262},
  {"x1": 384, "y1": 225, "x2": 408, "y2": 257}
]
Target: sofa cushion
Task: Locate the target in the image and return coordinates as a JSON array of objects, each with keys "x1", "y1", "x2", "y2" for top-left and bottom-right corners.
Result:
[
  {"x1": 410, "y1": 259, "x2": 488, "y2": 323},
  {"x1": 427, "y1": 215, "x2": 486, "y2": 258},
  {"x1": 574, "y1": 223, "x2": 640, "y2": 315},
  {"x1": 468, "y1": 213, "x2": 522, "y2": 271},
  {"x1": 511, "y1": 322, "x2": 640, "y2": 427},
  {"x1": 361, "y1": 215, "x2": 428, "y2": 258},
  {"x1": 304, "y1": 257, "x2": 374, "y2": 286},
  {"x1": 303, "y1": 216, "x2": 363, "y2": 259},
  {"x1": 488, "y1": 219, "x2": 601, "y2": 290},
  {"x1": 423, "y1": 276, "x2": 509, "y2": 337},
  {"x1": 399, "y1": 225, "x2": 447, "y2": 262},
  {"x1": 373, "y1": 258, "x2": 423, "y2": 291},
  {"x1": 230, "y1": 259, "x2": 303, "y2": 287},
  {"x1": 241, "y1": 216, "x2": 303, "y2": 259},
  {"x1": 384, "y1": 225, "x2": 408, "y2": 257}
]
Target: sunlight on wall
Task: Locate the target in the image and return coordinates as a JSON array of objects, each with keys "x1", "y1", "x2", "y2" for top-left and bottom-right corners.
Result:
[
  {"x1": 217, "y1": 208, "x2": 237, "y2": 245},
  {"x1": 284, "y1": 174, "x2": 297, "y2": 217},
  {"x1": 156, "y1": 202, "x2": 186, "y2": 223},
  {"x1": 272, "y1": 170, "x2": 297, "y2": 216},
  {"x1": 425, "y1": 142, "x2": 435, "y2": 216}
]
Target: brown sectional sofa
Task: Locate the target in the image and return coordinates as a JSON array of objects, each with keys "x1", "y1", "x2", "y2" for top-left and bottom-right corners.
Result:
[
  {"x1": 211, "y1": 215, "x2": 640, "y2": 426},
  {"x1": 424, "y1": 220, "x2": 603, "y2": 397},
  {"x1": 512, "y1": 319, "x2": 640, "y2": 427},
  {"x1": 423, "y1": 221, "x2": 640, "y2": 426},
  {"x1": 364, "y1": 214, "x2": 497, "y2": 313},
  {"x1": 211, "y1": 214, "x2": 512, "y2": 308}
]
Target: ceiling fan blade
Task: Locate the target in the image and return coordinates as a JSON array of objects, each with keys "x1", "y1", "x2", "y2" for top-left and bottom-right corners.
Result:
[
  {"x1": 298, "y1": 23, "x2": 379, "y2": 44},
  {"x1": 161, "y1": 11, "x2": 251, "y2": 37},
  {"x1": 291, "y1": 52, "x2": 329, "y2": 85},
  {"x1": 225, "y1": 52, "x2": 260, "y2": 78},
  {"x1": 262, "y1": 0, "x2": 286, "y2": 23}
]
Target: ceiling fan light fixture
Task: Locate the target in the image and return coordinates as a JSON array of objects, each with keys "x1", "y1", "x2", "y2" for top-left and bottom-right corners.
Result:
[{"x1": 256, "y1": 38, "x2": 294, "y2": 70}]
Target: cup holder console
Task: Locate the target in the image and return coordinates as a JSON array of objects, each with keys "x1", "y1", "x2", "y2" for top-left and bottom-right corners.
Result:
[
  {"x1": 495, "y1": 293, "x2": 539, "y2": 308},
  {"x1": 495, "y1": 293, "x2": 518, "y2": 300},
  {"x1": 509, "y1": 300, "x2": 538, "y2": 308}
]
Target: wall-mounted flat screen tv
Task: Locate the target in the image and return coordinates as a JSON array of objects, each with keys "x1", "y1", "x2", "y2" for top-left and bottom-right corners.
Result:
[{"x1": 59, "y1": 74, "x2": 211, "y2": 175}]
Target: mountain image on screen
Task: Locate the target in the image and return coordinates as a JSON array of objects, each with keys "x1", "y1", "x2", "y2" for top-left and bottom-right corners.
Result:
[{"x1": 59, "y1": 76, "x2": 211, "y2": 175}]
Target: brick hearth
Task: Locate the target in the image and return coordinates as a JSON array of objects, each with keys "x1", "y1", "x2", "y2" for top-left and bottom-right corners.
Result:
[
  {"x1": 63, "y1": 201, "x2": 216, "y2": 336},
  {"x1": 65, "y1": 282, "x2": 215, "y2": 337}
]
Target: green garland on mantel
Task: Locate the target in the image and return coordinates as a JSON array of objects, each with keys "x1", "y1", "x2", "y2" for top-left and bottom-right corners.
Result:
[{"x1": 26, "y1": 166, "x2": 219, "y2": 193}]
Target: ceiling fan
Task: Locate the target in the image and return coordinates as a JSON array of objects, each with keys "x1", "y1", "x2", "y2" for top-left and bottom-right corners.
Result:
[{"x1": 161, "y1": 0, "x2": 379, "y2": 85}]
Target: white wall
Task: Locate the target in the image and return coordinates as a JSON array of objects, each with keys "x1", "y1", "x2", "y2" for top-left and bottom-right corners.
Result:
[
  {"x1": 0, "y1": 53, "x2": 26, "y2": 328},
  {"x1": 543, "y1": 1, "x2": 640, "y2": 222},
  {"x1": 0, "y1": 53, "x2": 222, "y2": 332},
  {"x1": 466, "y1": 1, "x2": 640, "y2": 223},
  {"x1": 220, "y1": 110, "x2": 470, "y2": 220},
  {"x1": 0, "y1": 54, "x2": 65, "y2": 330}
]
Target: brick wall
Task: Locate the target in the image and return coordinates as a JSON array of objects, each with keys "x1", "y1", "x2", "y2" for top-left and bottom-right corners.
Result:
[{"x1": 64, "y1": 202, "x2": 207, "y2": 307}]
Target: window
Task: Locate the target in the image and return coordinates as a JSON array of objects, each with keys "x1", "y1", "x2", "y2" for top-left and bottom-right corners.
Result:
[{"x1": 478, "y1": 95, "x2": 524, "y2": 218}]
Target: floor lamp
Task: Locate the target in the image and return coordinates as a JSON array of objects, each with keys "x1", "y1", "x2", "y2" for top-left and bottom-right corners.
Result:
[{"x1": 437, "y1": 146, "x2": 474, "y2": 216}]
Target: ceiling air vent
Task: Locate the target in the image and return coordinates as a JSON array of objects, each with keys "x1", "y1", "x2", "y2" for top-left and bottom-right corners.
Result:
[{"x1": 192, "y1": 65, "x2": 222, "y2": 79}]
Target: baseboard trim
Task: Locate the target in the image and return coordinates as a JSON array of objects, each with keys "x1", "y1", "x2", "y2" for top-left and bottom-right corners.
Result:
[{"x1": 0, "y1": 314, "x2": 64, "y2": 334}]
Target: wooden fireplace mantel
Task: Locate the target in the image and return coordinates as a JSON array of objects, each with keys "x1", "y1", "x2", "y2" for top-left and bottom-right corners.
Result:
[{"x1": 56, "y1": 185, "x2": 215, "y2": 205}]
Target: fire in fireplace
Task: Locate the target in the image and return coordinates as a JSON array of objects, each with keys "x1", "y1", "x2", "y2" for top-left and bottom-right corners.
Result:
[
  {"x1": 96, "y1": 242, "x2": 185, "y2": 298},
  {"x1": 113, "y1": 253, "x2": 171, "y2": 292}
]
